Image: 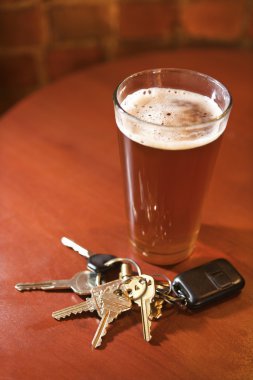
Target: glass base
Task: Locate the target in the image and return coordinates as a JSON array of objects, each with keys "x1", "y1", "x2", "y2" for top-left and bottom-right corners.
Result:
[{"x1": 131, "y1": 240, "x2": 195, "y2": 265}]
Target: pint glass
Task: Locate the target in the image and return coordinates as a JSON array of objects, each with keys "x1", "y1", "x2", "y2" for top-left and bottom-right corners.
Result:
[{"x1": 113, "y1": 69, "x2": 232, "y2": 265}]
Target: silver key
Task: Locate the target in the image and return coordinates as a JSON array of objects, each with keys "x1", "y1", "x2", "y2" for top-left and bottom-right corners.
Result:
[
  {"x1": 125, "y1": 275, "x2": 155, "y2": 342},
  {"x1": 61, "y1": 236, "x2": 116, "y2": 273},
  {"x1": 15, "y1": 270, "x2": 100, "y2": 295},
  {"x1": 61, "y1": 237, "x2": 92, "y2": 258}
]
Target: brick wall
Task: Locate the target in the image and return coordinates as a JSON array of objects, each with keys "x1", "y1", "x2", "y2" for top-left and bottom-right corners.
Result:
[{"x1": 0, "y1": 0, "x2": 253, "y2": 114}]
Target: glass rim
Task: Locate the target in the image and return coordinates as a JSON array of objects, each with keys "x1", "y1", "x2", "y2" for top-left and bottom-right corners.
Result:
[{"x1": 113, "y1": 68, "x2": 233, "y2": 130}]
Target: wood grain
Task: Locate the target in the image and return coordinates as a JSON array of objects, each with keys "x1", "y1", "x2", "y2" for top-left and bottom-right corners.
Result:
[{"x1": 1, "y1": 48, "x2": 252, "y2": 380}]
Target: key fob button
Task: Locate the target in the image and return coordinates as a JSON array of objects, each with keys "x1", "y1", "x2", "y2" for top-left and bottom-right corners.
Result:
[{"x1": 207, "y1": 270, "x2": 232, "y2": 289}]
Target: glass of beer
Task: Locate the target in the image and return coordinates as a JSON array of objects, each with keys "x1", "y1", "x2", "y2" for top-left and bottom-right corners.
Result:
[{"x1": 113, "y1": 68, "x2": 232, "y2": 265}]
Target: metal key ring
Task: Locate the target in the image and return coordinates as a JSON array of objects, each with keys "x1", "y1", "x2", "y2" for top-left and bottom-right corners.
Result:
[
  {"x1": 95, "y1": 272, "x2": 102, "y2": 286},
  {"x1": 104, "y1": 257, "x2": 142, "y2": 276},
  {"x1": 151, "y1": 273, "x2": 172, "y2": 293}
]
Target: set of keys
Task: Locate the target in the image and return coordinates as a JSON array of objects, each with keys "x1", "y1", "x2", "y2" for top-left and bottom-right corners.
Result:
[{"x1": 15, "y1": 238, "x2": 245, "y2": 349}]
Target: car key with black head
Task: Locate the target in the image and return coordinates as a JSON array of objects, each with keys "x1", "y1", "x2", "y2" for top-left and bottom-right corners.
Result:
[
  {"x1": 172, "y1": 258, "x2": 245, "y2": 310},
  {"x1": 61, "y1": 237, "x2": 118, "y2": 273}
]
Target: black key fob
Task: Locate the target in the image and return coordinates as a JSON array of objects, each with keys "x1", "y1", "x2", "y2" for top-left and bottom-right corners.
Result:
[
  {"x1": 87, "y1": 254, "x2": 117, "y2": 273},
  {"x1": 172, "y1": 258, "x2": 245, "y2": 310}
]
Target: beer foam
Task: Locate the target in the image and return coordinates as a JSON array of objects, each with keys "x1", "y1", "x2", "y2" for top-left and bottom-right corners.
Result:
[{"x1": 117, "y1": 88, "x2": 224, "y2": 150}]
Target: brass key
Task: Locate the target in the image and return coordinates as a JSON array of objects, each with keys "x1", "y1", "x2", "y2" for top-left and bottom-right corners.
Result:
[
  {"x1": 52, "y1": 279, "x2": 132, "y2": 348},
  {"x1": 125, "y1": 275, "x2": 156, "y2": 342}
]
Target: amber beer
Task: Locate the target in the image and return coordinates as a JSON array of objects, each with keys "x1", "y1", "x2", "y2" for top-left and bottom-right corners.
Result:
[{"x1": 113, "y1": 69, "x2": 232, "y2": 265}]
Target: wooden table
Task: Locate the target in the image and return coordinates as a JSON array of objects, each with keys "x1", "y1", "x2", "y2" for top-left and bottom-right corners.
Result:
[{"x1": 1, "y1": 49, "x2": 253, "y2": 380}]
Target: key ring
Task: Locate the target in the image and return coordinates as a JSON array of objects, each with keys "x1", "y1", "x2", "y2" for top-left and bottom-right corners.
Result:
[
  {"x1": 95, "y1": 272, "x2": 102, "y2": 286},
  {"x1": 156, "y1": 287, "x2": 187, "y2": 308},
  {"x1": 151, "y1": 273, "x2": 172, "y2": 294},
  {"x1": 104, "y1": 257, "x2": 142, "y2": 276}
]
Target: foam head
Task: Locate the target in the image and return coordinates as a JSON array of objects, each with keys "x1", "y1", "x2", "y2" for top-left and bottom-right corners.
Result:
[{"x1": 116, "y1": 88, "x2": 226, "y2": 150}]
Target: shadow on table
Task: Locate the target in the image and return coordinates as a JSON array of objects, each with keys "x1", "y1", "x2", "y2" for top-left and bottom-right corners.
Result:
[
  {"x1": 150, "y1": 224, "x2": 252, "y2": 346},
  {"x1": 199, "y1": 224, "x2": 253, "y2": 259},
  {"x1": 157, "y1": 223, "x2": 253, "y2": 273}
]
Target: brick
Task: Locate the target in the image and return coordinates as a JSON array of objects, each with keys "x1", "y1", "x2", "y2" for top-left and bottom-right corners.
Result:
[
  {"x1": 0, "y1": 1, "x2": 26, "y2": 4},
  {"x1": 0, "y1": 54, "x2": 38, "y2": 88},
  {"x1": 117, "y1": 40, "x2": 168, "y2": 58},
  {"x1": 46, "y1": 46, "x2": 104, "y2": 81},
  {"x1": 49, "y1": 4, "x2": 111, "y2": 42},
  {"x1": 248, "y1": 7, "x2": 253, "y2": 39},
  {"x1": 181, "y1": 0, "x2": 245, "y2": 41},
  {"x1": 0, "y1": 6, "x2": 43, "y2": 47},
  {"x1": 119, "y1": 1, "x2": 178, "y2": 39}
]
